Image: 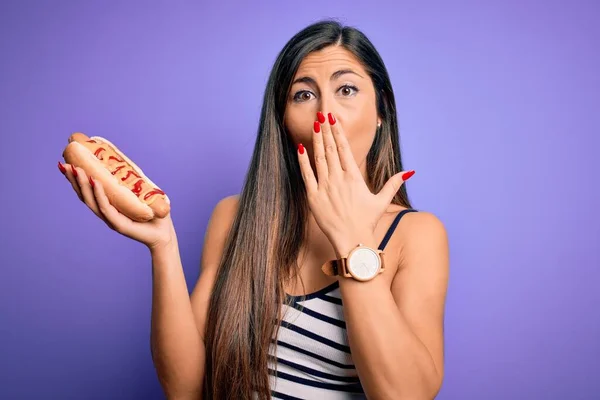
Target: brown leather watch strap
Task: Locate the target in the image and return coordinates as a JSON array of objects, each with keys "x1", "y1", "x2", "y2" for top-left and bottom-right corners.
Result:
[{"x1": 321, "y1": 258, "x2": 351, "y2": 277}]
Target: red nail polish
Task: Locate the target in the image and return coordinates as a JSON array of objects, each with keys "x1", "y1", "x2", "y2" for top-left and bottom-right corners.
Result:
[
  {"x1": 58, "y1": 161, "x2": 66, "y2": 174},
  {"x1": 71, "y1": 165, "x2": 78, "y2": 177},
  {"x1": 402, "y1": 170, "x2": 415, "y2": 180},
  {"x1": 314, "y1": 121, "x2": 320, "y2": 133},
  {"x1": 89, "y1": 176, "x2": 95, "y2": 188},
  {"x1": 317, "y1": 112, "x2": 325, "y2": 124},
  {"x1": 328, "y1": 113, "x2": 336, "y2": 125},
  {"x1": 298, "y1": 143, "x2": 305, "y2": 155}
]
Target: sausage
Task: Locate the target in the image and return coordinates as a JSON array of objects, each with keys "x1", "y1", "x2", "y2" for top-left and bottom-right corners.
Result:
[{"x1": 62, "y1": 132, "x2": 171, "y2": 222}]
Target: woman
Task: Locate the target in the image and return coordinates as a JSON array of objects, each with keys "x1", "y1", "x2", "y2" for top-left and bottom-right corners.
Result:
[{"x1": 58, "y1": 20, "x2": 449, "y2": 400}]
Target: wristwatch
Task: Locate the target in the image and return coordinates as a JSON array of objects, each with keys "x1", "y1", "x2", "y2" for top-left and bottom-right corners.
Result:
[{"x1": 321, "y1": 244, "x2": 385, "y2": 282}]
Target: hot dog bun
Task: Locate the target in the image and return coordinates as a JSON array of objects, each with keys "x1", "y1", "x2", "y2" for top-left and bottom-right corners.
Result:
[{"x1": 62, "y1": 132, "x2": 171, "y2": 222}]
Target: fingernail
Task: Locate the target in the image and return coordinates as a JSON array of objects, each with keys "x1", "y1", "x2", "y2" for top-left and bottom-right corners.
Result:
[
  {"x1": 71, "y1": 165, "x2": 78, "y2": 177},
  {"x1": 328, "y1": 112, "x2": 336, "y2": 125},
  {"x1": 58, "y1": 161, "x2": 66, "y2": 174},
  {"x1": 89, "y1": 176, "x2": 95, "y2": 188},
  {"x1": 317, "y1": 111, "x2": 325, "y2": 124},
  {"x1": 314, "y1": 121, "x2": 320, "y2": 133},
  {"x1": 402, "y1": 170, "x2": 415, "y2": 180},
  {"x1": 298, "y1": 143, "x2": 305, "y2": 155}
]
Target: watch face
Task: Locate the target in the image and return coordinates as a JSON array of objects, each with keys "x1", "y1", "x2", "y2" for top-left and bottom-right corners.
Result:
[{"x1": 348, "y1": 247, "x2": 381, "y2": 280}]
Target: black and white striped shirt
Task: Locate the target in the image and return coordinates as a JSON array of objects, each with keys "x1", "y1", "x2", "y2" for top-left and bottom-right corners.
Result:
[
  {"x1": 267, "y1": 209, "x2": 418, "y2": 399},
  {"x1": 268, "y1": 281, "x2": 365, "y2": 399}
]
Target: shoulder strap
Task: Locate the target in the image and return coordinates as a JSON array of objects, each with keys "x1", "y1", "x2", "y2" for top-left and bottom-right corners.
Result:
[{"x1": 378, "y1": 209, "x2": 418, "y2": 251}]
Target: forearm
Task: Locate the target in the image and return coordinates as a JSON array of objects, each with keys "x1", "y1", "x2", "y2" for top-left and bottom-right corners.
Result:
[
  {"x1": 339, "y1": 276, "x2": 440, "y2": 399},
  {"x1": 150, "y1": 238, "x2": 205, "y2": 399}
]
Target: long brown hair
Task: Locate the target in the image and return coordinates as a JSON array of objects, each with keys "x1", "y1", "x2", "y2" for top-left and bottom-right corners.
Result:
[{"x1": 203, "y1": 19, "x2": 412, "y2": 399}]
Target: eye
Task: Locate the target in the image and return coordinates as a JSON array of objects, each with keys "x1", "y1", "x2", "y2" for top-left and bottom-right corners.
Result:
[
  {"x1": 338, "y1": 85, "x2": 359, "y2": 97},
  {"x1": 293, "y1": 90, "x2": 314, "y2": 103}
]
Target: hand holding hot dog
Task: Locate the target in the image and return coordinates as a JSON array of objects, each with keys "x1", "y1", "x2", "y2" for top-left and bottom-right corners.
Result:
[{"x1": 59, "y1": 133, "x2": 175, "y2": 250}]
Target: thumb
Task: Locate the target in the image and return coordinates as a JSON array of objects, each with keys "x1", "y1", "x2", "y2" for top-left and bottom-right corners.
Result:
[{"x1": 378, "y1": 170, "x2": 415, "y2": 204}]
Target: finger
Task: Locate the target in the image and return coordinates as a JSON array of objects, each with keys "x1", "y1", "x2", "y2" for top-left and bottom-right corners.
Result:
[
  {"x1": 379, "y1": 170, "x2": 415, "y2": 205},
  {"x1": 90, "y1": 177, "x2": 134, "y2": 234},
  {"x1": 62, "y1": 163, "x2": 84, "y2": 202},
  {"x1": 297, "y1": 142, "x2": 318, "y2": 193},
  {"x1": 329, "y1": 116, "x2": 361, "y2": 175},
  {"x1": 312, "y1": 114, "x2": 329, "y2": 182},
  {"x1": 72, "y1": 167, "x2": 111, "y2": 226},
  {"x1": 58, "y1": 161, "x2": 67, "y2": 176},
  {"x1": 321, "y1": 112, "x2": 342, "y2": 175}
]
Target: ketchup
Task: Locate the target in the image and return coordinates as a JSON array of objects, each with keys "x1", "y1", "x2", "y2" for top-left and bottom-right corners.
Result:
[
  {"x1": 121, "y1": 170, "x2": 141, "y2": 181},
  {"x1": 131, "y1": 179, "x2": 165, "y2": 200},
  {"x1": 94, "y1": 147, "x2": 106, "y2": 159},
  {"x1": 89, "y1": 143, "x2": 165, "y2": 201},
  {"x1": 109, "y1": 155, "x2": 124, "y2": 163},
  {"x1": 132, "y1": 179, "x2": 144, "y2": 196},
  {"x1": 111, "y1": 165, "x2": 126, "y2": 175},
  {"x1": 92, "y1": 144, "x2": 123, "y2": 164},
  {"x1": 143, "y1": 189, "x2": 166, "y2": 200}
]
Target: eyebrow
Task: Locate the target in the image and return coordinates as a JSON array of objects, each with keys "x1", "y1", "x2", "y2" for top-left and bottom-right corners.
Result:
[{"x1": 292, "y1": 69, "x2": 364, "y2": 85}]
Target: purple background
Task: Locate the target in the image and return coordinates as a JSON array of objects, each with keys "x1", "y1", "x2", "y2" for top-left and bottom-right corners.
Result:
[{"x1": 1, "y1": 1, "x2": 598, "y2": 399}]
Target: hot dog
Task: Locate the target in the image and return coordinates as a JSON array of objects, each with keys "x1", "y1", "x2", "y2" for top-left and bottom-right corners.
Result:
[{"x1": 62, "y1": 132, "x2": 170, "y2": 222}]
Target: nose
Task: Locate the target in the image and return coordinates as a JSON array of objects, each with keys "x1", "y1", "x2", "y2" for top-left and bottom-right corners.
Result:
[{"x1": 318, "y1": 92, "x2": 341, "y2": 122}]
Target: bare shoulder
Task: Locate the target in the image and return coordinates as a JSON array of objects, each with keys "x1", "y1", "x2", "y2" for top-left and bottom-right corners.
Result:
[
  {"x1": 383, "y1": 206, "x2": 448, "y2": 247},
  {"x1": 206, "y1": 194, "x2": 240, "y2": 237},
  {"x1": 198, "y1": 194, "x2": 241, "y2": 274},
  {"x1": 210, "y1": 194, "x2": 240, "y2": 222},
  {"x1": 400, "y1": 210, "x2": 447, "y2": 240},
  {"x1": 396, "y1": 210, "x2": 449, "y2": 271}
]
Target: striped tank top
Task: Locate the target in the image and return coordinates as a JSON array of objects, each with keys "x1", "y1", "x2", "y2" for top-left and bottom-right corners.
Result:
[{"x1": 267, "y1": 209, "x2": 417, "y2": 399}]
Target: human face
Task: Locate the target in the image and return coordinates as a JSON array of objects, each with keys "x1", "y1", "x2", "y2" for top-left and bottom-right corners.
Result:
[{"x1": 284, "y1": 46, "x2": 380, "y2": 178}]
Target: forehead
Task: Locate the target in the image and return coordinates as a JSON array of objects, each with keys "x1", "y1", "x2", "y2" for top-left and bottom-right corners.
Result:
[{"x1": 294, "y1": 46, "x2": 367, "y2": 77}]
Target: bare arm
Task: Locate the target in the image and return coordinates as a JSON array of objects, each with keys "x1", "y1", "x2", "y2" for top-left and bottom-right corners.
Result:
[
  {"x1": 150, "y1": 195, "x2": 239, "y2": 399},
  {"x1": 336, "y1": 211, "x2": 449, "y2": 399}
]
